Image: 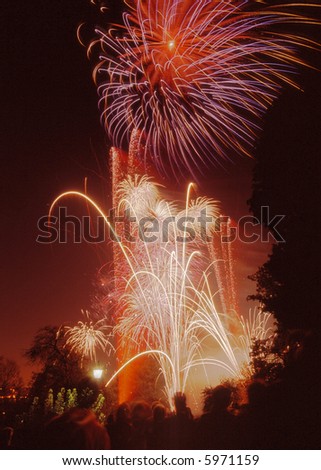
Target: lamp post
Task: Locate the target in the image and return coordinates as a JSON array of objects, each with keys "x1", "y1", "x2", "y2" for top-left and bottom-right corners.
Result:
[{"x1": 93, "y1": 368, "x2": 103, "y2": 380}]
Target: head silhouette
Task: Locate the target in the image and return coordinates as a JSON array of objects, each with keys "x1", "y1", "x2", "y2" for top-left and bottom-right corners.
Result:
[
  {"x1": 174, "y1": 392, "x2": 187, "y2": 414},
  {"x1": 153, "y1": 404, "x2": 166, "y2": 422},
  {"x1": 116, "y1": 403, "x2": 131, "y2": 424},
  {"x1": 43, "y1": 408, "x2": 110, "y2": 450},
  {"x1": 204, "y1": 385, "x2": 232, "y2": 413},
  {"x1": 131, "y1": 401, "x2": 151, "y2": 425}
]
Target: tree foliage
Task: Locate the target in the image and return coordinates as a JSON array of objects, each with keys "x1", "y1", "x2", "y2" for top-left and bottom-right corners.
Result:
[
  {"x1": 0, "y1": 356, "x2": 23, "y2": 395},
  {"x1": 248, "y1": 68, "x2": 320, "y2": 331},
  {"x1": 24, "y1": 326, "x2": 85, "y2": 399},
  {"x1": 249, "y1": 338, "x2": 284, "y2": 383}
]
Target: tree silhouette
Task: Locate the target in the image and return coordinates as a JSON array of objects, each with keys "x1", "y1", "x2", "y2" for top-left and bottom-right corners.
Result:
[
  {"x1": 0, "y1": 356, "x2": 22, "y2": 396},
  {"x1": 24, "y1": 326, "x2": 85, "y2": 400},
  {"x1": 248, "y1": 66, "x2": 321, "y2": 331}
]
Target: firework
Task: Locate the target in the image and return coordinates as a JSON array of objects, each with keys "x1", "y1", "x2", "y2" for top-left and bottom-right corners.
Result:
[
  {"x1": 50, "y1": 163, "x2": 275, "y2": 407},
  {"x1": 65, "y1": 310, "x2": 114, "y2": 363},
  {"x1": 93, "y1": 0, "x2": 318, "y2": 177},
  {"x1": 112, "y1": 174, "x2": 232, "y2": 404}
]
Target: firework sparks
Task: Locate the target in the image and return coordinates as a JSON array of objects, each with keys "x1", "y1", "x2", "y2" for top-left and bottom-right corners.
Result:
[
  {"x1": 112, "y1": 174, "x2": 232, "y2": 403},
  {"x1": 50, "y1": 163, "x2": 275, "y2": 407},
  {"x1": 237, "y1": 307, "x2": 276, "y2": 364},
  {"x1": 65, "y1": 310, "x2": 114, "y2": 363},
  {"x1": 93, "y1": 0, "x2": 318, "y2": 177}
]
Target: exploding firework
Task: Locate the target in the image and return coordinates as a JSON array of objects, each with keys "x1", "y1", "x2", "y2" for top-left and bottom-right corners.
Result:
[
  {"x1": 93, "y1": 0, "x2": 318, "y2": 177},
  {"x1": 65, "y1": 310, "x2": 114, "y2": 363},
  {"x1": 111, "y1": 173, "x2": 237, "y2": 403},
  {"x1": 50, "y1": 163, "x2": 275, "y2": 407}
]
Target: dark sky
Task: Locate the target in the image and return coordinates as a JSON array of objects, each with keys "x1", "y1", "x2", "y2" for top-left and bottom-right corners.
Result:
[
  {"x1": 1, "y1": 1, "x2": 319, "y2": 384},
  {"x1": 1, "y1": 0, "x2": 112, "y2": 381}
]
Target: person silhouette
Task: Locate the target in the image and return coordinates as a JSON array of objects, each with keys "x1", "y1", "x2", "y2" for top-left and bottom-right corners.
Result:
[
  {"x1": 147, "y1": 403, "x2": 169, "y2": 449},
  {"x1": 168, "y1": 392, "x2": 194, "y2": 449},
  {"x1": 107, "y1": 402, "x2": 132, "y2": 450},
  {"x1": 197, "y1": 385, "x2": 236, "y2": 449},
  {"x1": 42, "y1": 408, "x2": 110, "y2": 450}
]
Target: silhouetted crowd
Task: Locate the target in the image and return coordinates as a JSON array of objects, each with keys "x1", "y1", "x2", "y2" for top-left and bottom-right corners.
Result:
[
  {"x1": 102, "y1": 381, "x2": 320, "y2": 450},
  {"x1": 2, "y1": 375, "x2": 317, "y2": 450},
  {"x1": 2, "y1": 333, "x2": 321, "y2": 451}
]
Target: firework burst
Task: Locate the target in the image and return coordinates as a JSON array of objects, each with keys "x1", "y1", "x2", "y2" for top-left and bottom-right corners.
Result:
[
  {"x1": 65, "y1": 310, "x2": 114, "y2": 363},
  {"x1": 50, "y1": 161, "x2": 276, "y2": 407},
  {"x1": 94, "y1": 0, "x2": 318, "y2": 177}
]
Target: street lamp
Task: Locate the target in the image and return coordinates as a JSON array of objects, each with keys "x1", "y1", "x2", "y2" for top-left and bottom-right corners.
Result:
[{"x1": 93, "y1": 368, "x2": 103, "y2": 380}]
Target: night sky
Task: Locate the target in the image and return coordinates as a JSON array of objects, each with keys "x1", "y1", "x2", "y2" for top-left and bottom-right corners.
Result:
[{"x1": 1, "y1": 1, "x2": 319, "y2": 384}]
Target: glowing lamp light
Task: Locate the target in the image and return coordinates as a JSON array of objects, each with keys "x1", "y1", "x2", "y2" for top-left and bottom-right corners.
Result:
[{"x1": 93, "y1": 368, "x2": 103, "y2": 380}]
